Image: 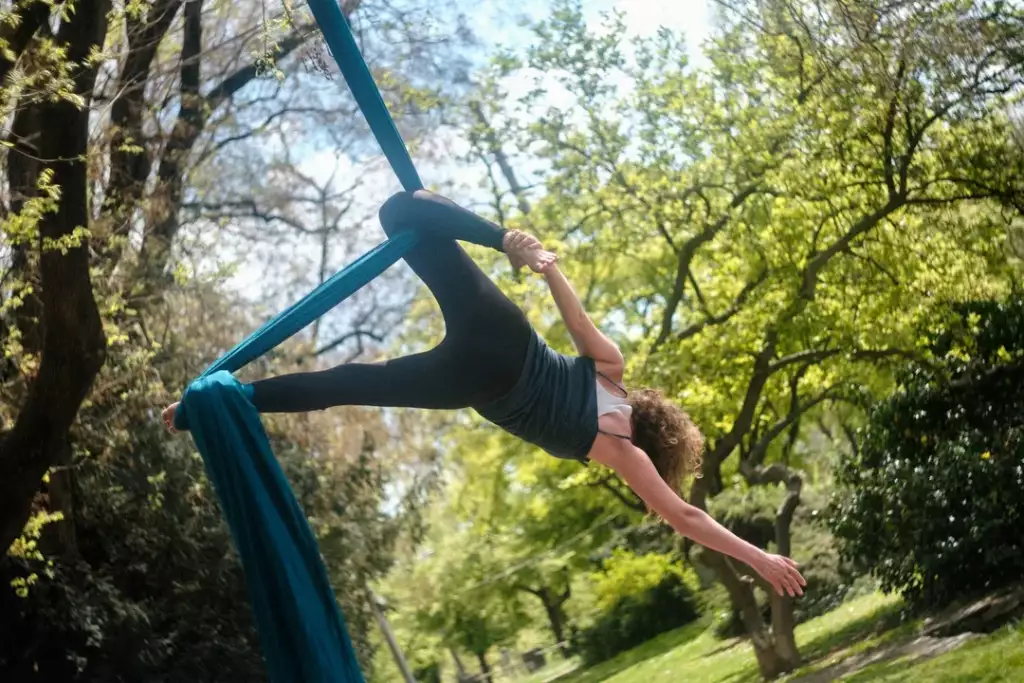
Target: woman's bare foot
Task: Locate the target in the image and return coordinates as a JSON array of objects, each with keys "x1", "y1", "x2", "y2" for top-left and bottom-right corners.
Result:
[{"x1": 504, "y1": 230, "x2": 557, "y2": 273}]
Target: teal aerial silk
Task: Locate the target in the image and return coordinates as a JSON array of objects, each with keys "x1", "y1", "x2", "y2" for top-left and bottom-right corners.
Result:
[{"x1": 173, "y1": 1, "x2": 422, "y2": 680}]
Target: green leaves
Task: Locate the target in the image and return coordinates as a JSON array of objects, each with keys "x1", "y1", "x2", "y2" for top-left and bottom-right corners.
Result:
[
  {"x1": 424, "y1": 0, "x2": 1024, "y2": 671},
  {"x1": 829, "y1": 296, "x2": 1024, "y2": 608},
  {"x1": 476, "y1": 0, "x2": 1023, "y2": 484}
]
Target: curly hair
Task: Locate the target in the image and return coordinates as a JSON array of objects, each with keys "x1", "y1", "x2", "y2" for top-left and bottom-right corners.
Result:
[{"x1": 627, "y1": 387, "x2": 704, "y2": 493}]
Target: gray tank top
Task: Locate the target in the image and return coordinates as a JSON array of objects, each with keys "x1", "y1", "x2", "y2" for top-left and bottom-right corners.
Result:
[{"x1": 475, "y1": 331, "x2": 598, "y2": 462}]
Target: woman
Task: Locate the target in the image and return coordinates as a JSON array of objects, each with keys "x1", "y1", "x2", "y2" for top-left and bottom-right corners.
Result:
[{"x1": 164, "y1": 190, "x2": 805, "y2": 598}]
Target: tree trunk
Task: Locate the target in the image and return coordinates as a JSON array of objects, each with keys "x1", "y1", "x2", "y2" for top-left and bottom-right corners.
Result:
[
  {"x1": 102, "y1": 0, "x2": 184, "y2": 265},
  {"x1": 450, "y1": 648, "x2": 473, "y2": 683},
  {"x1": 701, "y1": 550, "x2": 793, "y2": 678},
  {"x1": 38, "y1": 439, "x2": 77, "y2": 559},
  {"x1": 137, "y1": 10, "x2": 318, "y2": 297},
  {"x1": 369, "y1": 591, "x2": 416, "y2": 683},
  {"x1": 475, "y1": 651, "x2": 491, "y2": 681},
  {"x1": 770, "y1": 593, "x2": 799, "y2": 667},
  {"x1": 539, "y1": 589, "x2": 570, "y2": 657},
  {"x1": 515, "y1": 580, "x2": 573, "y2": 657},
  {"x1": 7, "y1": 100, "x2": 44, "y2": 359},
  {"x1": 0, "y1": 0, "x2": 110, "y2": 554},
  {"x1": 692, "y1": 474, "x2": 800, "y2": 679},
  {"x1": 0, "y1": 0, "x2": 49, "y2": 99}
]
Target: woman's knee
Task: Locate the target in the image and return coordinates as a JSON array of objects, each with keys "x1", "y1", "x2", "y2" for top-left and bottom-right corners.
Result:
[{"x1": 378, "y1": 191, "x2": 417, "y2": 236}]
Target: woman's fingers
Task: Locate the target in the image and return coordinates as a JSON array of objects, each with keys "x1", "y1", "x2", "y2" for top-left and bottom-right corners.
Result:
[
  {"x1": 162, "y1": 404, "x2": 179, "y2": 433},
  {"x1": 506, "y1": 229, "x2": 543, "y2": 253},
  {"x1": 783, "y1": 566, "x2": 804, "y2": 596},
  {"x1": 760, "y1": 556, "x2": 806, "y2": 597},
  {"x1": 784, "y1": 559, "x2": 807, "y2": 589}
]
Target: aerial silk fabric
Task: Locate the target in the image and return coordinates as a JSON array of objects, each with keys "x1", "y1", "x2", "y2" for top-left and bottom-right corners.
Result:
[{"x1": 173, "y1": 1, "x2": 423, "y2": 680}]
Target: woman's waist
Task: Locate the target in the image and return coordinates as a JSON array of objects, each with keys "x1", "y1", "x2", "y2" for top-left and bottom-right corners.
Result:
[{"x1": 474, "y1": 332, "x2": 598, "y2": 458}]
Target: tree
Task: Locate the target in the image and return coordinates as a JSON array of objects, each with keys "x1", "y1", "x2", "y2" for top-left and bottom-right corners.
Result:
[
  {"x1": 0, "y1": 0, "x2": 467, "y2": 555},
  {"x1": 830, "y1": 296, "x2": 1024, "y2": 610},
  {"x1": 0, "y1": 0, "x2": 110, "y2": 556},
  {"x1": 385, "y1": 513, "x2": 531, "y2": 679},
  {"x1": 456, "y1": 0, "x2": 1024, "y2": 676},
  {"x1": 0, "y1": 0, "x2": 470, "y2": 676}
]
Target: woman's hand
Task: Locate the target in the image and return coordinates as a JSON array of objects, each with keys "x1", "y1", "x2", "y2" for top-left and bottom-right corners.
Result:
[
  {"x1": 750, "y1": 551, "x2": 806, "y2": 597},
  {"x1": 162, "y1": 402, "x2": 180, "y2": 433},
  {"x1": 504, "y1": 229, "x2": 557, "y2": 273}
]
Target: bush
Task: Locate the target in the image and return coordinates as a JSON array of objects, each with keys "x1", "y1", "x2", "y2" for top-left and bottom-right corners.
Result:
[
  {"x1": 829, "y1": 297, "x2": 1024, "y2": 610},
  {"x1": 0, "y1": 428, "x2": 266, "y2": 682},
  {"x1": 576, "y1": 551, "x2": 699, "y2": 665}
]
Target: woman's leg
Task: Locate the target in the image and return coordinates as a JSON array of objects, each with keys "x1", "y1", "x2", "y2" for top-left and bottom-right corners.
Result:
[
  {"x1": 248, "y1": 191, "x2": 533, "y2": 414},
  {"x1": 249, "y1": 343, "x2": 488, "y2": 413},
  {"x1": 375, "y1": 191, "x2": 522, "y2": 337}
]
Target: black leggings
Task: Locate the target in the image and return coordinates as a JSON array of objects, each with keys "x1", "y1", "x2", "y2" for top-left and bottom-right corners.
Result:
[{"x1": 248, "y1": 191, "x2": 533, "y2": 413}]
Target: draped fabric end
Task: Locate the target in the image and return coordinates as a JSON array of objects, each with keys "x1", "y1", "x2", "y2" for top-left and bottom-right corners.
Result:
[
  {"x1": 178, "y1": 371, "x2": 364, "y2": 682},
  {"x1": 176, "y1": 0, "x2": 428, "y2": 678}
]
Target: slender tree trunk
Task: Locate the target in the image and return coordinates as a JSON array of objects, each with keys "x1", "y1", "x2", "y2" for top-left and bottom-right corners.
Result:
[
  {"x1": 701, "y1": 550, "x2": 790, "y2": 678},
  {"x1": 7, "y1": 93, "x2": 45, "y2": 359},
  {"x1": 138, "y1": 11, "x2": 318, "y2": 296},
  {"x1": 39, "y1": 439, "x2": 77, "y2": 559},
  {"x1": 450, "y1": 648, "x2": 471, "y2": 683},
  {"x1": 539, "y1": 590, "x2": 570, "y2": 657},
  {"x1": 516, "y1": 581, "x2": 573, "y2": 657},
  {"x1": 475, "y1": 651, "x2": 491, "y2": 681},
  {"x1": 770, "y1": 593, "x2": 799, "y2": 667},
  {"x1": 102, "y1": 0, "x2": 184, "y2": 265},
  {"x1": 692, "y1": 473, "x2": 799, "y2": 678},
  {"x1": 369, "y1": 591, "x2": 416, "y2": 682}
]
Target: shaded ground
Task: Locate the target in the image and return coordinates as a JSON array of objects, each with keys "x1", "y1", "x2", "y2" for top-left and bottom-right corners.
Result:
[
  {"x1": 790, "y1": 633, "x2": 978, "y2": 683},
  {"x1": 791, "y1": 584, "x2": 1024, "y2": 682},
  {"x1": 533, "y1": 585, "x2": 1024, "y2": 683}
]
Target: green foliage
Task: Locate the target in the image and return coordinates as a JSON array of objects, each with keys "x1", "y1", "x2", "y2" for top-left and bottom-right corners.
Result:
[
  {"x1": 454, "y1": 1, "x2": 1023, "y2": 671},
  {"x1": 1, "y1": 424, "x2": 265, "y2": 681},
  {"x1": 576, "y1": 560, "x2": 699, "y2": 667},
  {"x1": 830, "y1": 296, "x2": 1024, "y2": 609},
  {"x1": 589, "y1": 549, "x2": 699, "y2": 613},
  {"x1": 0, "y1": 274, "x2": 417, "y2": 679},
  {"x1": 1, "y1": 0, "x2": 462, "y2": 679}
]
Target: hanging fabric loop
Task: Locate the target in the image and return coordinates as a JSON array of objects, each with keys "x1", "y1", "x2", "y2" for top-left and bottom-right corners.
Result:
[{"x1": 175, "y1": 2, "x2": 428, "y2": 679}]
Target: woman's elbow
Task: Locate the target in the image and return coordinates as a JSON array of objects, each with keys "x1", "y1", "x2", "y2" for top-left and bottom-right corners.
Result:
[{"x1": 666, "y1": 502, "x2": 704, "y2": 536}]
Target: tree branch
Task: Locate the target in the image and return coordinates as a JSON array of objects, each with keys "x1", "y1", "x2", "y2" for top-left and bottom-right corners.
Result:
[
  {"x1": 676, "y1": 267, "x2": 769, "y2": 342},
  {"x1": 469, "y1": 100, "x2": 532, "y2": 215},
  {"x1": 587, "y1": 473, "x2": 646, "y2": 512},
  {"x1": 139, "y1": 12, "x2": 321, "y2": 292},
  {"x1": 103, "y1": 0, "x2": 185, "y2": 265},
  {"x1": 652, "y1": 182, "x2": 764, "y2": 352}
]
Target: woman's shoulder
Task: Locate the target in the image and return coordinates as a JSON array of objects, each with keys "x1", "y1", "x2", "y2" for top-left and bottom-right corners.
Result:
[
  {"x1": 588, "y1": 425, "x2": 641, "y2": 468},
  {"x1": 593, "y1": 357, "x2": 625, "y2": 385}
]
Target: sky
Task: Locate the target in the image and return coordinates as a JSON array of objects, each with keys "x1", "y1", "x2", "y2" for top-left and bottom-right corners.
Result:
[
  {"x1": 467, "y1": 0, "x2": 712, "y2": 54},
  {"x1": 233, "y1": 0, "x2": 716, "y2": 310},
  {"x1": 299, "y1": 0, "x2": 715, "y2": 196}
]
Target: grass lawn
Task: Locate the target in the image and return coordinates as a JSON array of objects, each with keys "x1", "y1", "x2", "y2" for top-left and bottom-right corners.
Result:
[
  {"x1": 536, "y1": 592, "x2": 1023, "y2": 683},
  {"x1": 843, "y1": 622, "x2": 1024, "y2": 683}
]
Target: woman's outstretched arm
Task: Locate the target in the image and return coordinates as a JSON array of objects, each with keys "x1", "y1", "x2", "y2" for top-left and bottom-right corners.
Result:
[{"x1": 590, "y1": 438, "x2": 806, "y2": 597}]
